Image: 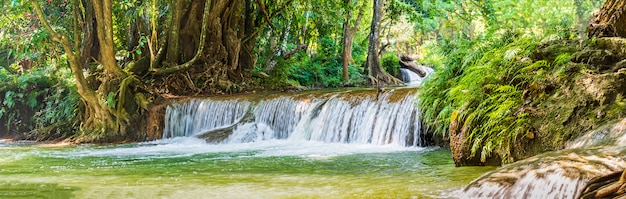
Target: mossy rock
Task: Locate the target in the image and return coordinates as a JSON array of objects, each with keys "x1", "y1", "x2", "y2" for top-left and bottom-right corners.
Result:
[
  {"x1": 458, "y1": 38, "x2": 626, "y2": 165},
  {"x1": 572, "y1": 50, "x2": 623, "y2": 72},
  {"x1": 531, "y1": 41, "x2": 578, "y2": 61},
  {"x1": 592, "y1": 37, "x2": 626, "y2": 57}
]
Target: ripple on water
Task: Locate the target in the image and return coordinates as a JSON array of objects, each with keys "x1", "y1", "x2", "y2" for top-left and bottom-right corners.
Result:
[{"x1": 0, "y1": 141, "x2": 494, "y2": 198}]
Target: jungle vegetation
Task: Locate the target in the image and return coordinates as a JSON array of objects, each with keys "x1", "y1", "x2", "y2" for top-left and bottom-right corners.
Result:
[{"x1": 0, "y1": 0, "x2": 622, "y2": 162}]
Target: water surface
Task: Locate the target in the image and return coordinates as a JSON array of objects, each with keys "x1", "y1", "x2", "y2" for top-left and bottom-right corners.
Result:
[{"x1": 0, "y1": 138, "x2": 495, "y2": 198}]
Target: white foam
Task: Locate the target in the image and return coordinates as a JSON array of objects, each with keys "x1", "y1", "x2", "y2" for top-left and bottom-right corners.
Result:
[
  {"x1": 60, "y1": 138, "x2": 423, "y2": 159},
  {"x1": 164, "y1": 89, "x2": 423, "y2": 147}
]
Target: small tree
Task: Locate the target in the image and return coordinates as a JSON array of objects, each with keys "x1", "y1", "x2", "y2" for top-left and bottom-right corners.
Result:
[
  {"x1": 365, "y1": 0, "x2": 402, "y2": 86},
  {"x1": 340, "y1": 0, "x2": 366, "y2": 82}
]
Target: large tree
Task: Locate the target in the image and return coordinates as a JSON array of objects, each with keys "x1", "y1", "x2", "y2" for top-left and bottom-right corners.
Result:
[
  {"x1": 149, "y1": 0, "x2": 294, "y2": 94},
  {"x1": 31, "y1": 0, "x2": 295, "y2": 141},
  {"x1": 365, "y1": 0, "x2": 402, "y2": 86},
  {"x1": 31, "y1": 0, "x2": 146, "y2": 142}
]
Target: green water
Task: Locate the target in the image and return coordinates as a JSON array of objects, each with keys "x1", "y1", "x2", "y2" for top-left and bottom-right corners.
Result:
[{"x1": 0, "y1": 139, "x2": 495, "y2": 198}]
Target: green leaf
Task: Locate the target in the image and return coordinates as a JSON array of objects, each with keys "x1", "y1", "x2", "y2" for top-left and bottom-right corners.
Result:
[
  {"x1": 4, "y1": 91, "x2": 15, "y2": 109},
  {"x1": 27, "y1": 92, "x2": 38, "y2": 108},
  {"x1": 106, "y1": 92, "x2": 117, "y2": 108}
]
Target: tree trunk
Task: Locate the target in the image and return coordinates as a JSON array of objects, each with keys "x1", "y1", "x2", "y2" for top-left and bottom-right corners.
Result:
[
  {"x1": 239, "y1": 0, "x2": 258, "y2": 73},
  {"x1": 587, "y1": 0, "x2": 626, "y2": 38},
  {"x1": 92, "y1": 0, "x2": 123, "y2": 76},
  {"x1": 33, "y1": 0, "x2": 122, "y2": 141},
  {"x1": 399, "y1": 55, "x2": 427, "y2": 77},
  {"x1": 340, "y1": 0, "x2": 365, "y2": 83},
  {"x1": 365, "y1": 0, "x2": 401, "y2": 86},
  {"x1": 341, "y1": 4, "x2": 353, "y2": 82},
  {"x1": 152, "y1": 0, "x2": 294, "y2": 95},
  {"x1": 166, "y1": 0, "x2": 183, "y2": 64},
  {"x1": 301, "y1": 2, "x2": 309, "y2": 45},
  {"x1": 80, "y1": 0, "x2": 99, "y2": 68},
  {"x1": 33, "y1": 0, "x2": 152, "y2": 143}
]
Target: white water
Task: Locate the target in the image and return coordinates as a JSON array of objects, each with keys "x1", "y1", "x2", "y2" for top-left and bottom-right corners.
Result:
[
  {"x1": 459, "y1": 118, "x2": 626, "y2": 198},
  {"x1": 163, "y1": 100, "x2": 252, "y2": 138},
  {"x1": 400, "y1": 67, "x2": 434, "y2": 86},
  {"x1": 163, "y1": 89, "x2": 423, "y2": 147},
  {"x1": 61, "y1": 137, "x2": 422, "y2": 159}
]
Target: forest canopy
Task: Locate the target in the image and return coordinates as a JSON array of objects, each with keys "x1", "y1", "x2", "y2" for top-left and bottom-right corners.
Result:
[{"x1": 0, "y1": 0, "x2": 606, "y2": 142}]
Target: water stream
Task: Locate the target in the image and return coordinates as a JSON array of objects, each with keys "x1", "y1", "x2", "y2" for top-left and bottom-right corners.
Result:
[
  {"x1": 0, "y1": 140, "x2": 496, "y2": 198},
  {"x1": 399, "y1": 67, "x2": 434, "y2": 86},
  {"x1": 0, "y1": 88, "x2": 496, "y2": 198}
]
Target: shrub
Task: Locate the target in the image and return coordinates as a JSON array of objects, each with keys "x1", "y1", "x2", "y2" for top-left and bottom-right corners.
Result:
[
  {"x1": 0, "y1": 66, "x2": 79, "y2": 140},
  {"x1": 381, "y1": 52, "x2": 400, "y2": 77}
]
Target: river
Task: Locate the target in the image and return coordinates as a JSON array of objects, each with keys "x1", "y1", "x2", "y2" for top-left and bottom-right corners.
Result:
[
  {"x1": 0, "y1": 88, "x2": 496, "y2": 198},
  {"x1": 0, "y1": 140, "x2": 495, "y2": 198}
]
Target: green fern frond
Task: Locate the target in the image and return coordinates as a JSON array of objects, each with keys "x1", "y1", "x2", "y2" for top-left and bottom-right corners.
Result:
[
  {"x1": 553, "y1": 53, "x2": 571, "y2": 66},
  {"x1": 519, "y1": 60, "x2": 549, "y2": 72}
]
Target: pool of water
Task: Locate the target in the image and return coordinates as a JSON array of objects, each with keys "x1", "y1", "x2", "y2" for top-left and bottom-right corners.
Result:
[{"x1": 0, "y1": 138, "x2": 495, "y2": 198}]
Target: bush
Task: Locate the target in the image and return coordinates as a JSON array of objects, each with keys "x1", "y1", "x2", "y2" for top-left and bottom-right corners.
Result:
[
  {"x1": 418, "y1": 31, "x2": 577, "y2": 163},
  {"x1": 0, "y1": 66, "x2": 80, "y2": 140},
  {"x1": 381, "y1": 52, "x2": 400, "y2": 77}
]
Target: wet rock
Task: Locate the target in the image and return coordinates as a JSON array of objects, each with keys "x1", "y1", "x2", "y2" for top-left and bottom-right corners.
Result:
[
  {"x1": 460, "y1": 148, "x2": 626, "y2": 199},
  {"x1": 195, "y1": 124, "x2": 240, "y2": 143},
  {"x1": 459, "y1": 118, "x2": 626, "y2": 198},
  {"x1": 449, "y1": 110, "x2": 500, "y2": 166},
  {"x1": 579, "y1": 170, "x2": 625, "y2": 199},
  {"x1": 195, "y1": 107, "x2": 255, "y2": 143},
  {"x1": 142, "y1": 98, "x2": 169, "y2": 140}
]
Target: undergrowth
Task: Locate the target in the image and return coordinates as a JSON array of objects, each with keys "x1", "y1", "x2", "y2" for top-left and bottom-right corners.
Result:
[
  {"x1": 419, "y1": 31, "x2": 580, "y2": 164},
  {"x1": 0, "y1": 66, "x2": 80, "y2": 140}
]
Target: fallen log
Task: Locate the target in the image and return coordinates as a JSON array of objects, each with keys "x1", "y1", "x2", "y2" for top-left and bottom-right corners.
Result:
[
  {"x1": 400, "y1": 54, "x2": 420, "y2": 62},
  {"x1": 399, "y1": 60, "x2": 427, "y2": 77}
]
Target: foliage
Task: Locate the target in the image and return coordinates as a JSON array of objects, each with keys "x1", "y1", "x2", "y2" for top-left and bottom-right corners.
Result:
[
  {"x1": 287, "y1": 52, "x2": 345, "y2": 88},
  {"x1": 0, "y1": 66, "x2": 79, "y2": 140},
  {"x1": 381, "y1": 52, "x2": 400, "y2": 77},
  {"x1": 0, "y1": 0, "x2": 607, "y2": 145},
  {"x1": 416, "y1": 0, "x2": 604, "y2": 164}
]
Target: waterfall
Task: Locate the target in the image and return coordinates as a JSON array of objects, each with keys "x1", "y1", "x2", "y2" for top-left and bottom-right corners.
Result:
[
  {"x1": 458, "y1": 119, "x2": 626, "y2": 198},
  {"x1": 399, "y1": 66, "x2": 434, "y2": 86},
  {"x1": 163, "y1": 100, "x2": 252, "y2": 138},
  {"x1": 163, "y1": 89, "x2": 423, "y2": 147}
]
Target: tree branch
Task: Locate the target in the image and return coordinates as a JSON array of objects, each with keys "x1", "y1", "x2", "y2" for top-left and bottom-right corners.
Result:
[
  {"x1": 31, "y1": 1, "x2": 63, "y2": 43},
  {"x1": 351, "y1": 0, "x2": 366, "y2": 32},
  {"x1": 256, "y1": 0, "x2": 274, "y2": 30},
  {"x1": 282, "y1": 44, "x2": 307, "y2": 60},
  {"x1": 242, "y1": 0, "x2": 295, "y2": 43}
]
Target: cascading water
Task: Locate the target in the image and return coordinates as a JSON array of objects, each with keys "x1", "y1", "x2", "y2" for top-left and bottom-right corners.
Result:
[
  {"x1": 163, "y1": 89, "x2": 424, "y2": 147},
  {"x1": 163, "y1": 99, "x2": 252, "y2": 138},
  {"x1": 459, "y1": 118, "x2": 626, "y2": 198},
  {"x1": 400, "y1": 66, "x2": 434, "y2": 86},
  {"x1": 0, "y1": 88, "x2": 499, "y2": 199}
]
